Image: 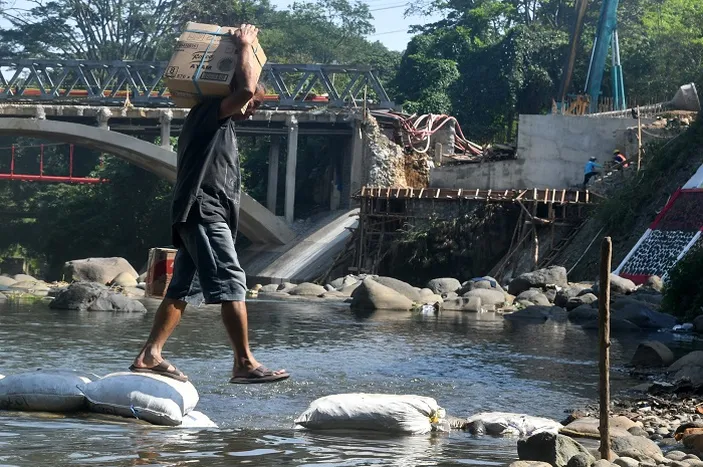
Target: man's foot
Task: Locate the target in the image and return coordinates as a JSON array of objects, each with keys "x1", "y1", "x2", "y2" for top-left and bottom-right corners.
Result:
[
  {"x1": 129, "y1": 359, "x2": 189, "y2": 382},
  {"x1": 230, "y1": 365, "x2": 289, "y2": 384}
]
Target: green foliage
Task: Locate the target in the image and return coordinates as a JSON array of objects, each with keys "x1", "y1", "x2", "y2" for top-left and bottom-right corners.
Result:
[{"x1": 662, "y1": 245, "x2": 703, "y2": 321}]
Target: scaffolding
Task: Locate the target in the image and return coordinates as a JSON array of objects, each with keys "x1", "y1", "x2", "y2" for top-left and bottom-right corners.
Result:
[{"x1": 349, "y1": 186, "x2": 603, "y2": 277}]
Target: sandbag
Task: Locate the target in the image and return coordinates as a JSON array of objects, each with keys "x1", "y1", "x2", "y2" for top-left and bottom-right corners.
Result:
[
  {"x1": 0, "y1": 369, "x2": 96, "y2": 412},
  {"x1": 82, "y1": 372, "x2": 199, "y2": 426},
  {"x1": 181, "y1": 411, "x2": 218, "y2": 428},
  {"x1": 294, "y1": 393, "x2": 447, "y2": 434},
  {"x1": 465, "y1": 412, "x2": 563, "y2": 437}
]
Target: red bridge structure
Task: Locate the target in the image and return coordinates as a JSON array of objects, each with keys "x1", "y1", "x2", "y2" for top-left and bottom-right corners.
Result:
[{"x1": 0, "y1": 142, "x2": 105, "y2": 184}]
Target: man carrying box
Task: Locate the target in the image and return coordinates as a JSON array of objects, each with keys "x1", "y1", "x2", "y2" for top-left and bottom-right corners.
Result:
[{"x1": 130, "y1": 24, "x2": 289, "y2": 384}]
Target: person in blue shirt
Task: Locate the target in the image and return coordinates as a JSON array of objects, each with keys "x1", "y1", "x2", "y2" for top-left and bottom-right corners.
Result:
[{"x1": 583, "y1": 157, "x2": 602, "y2": 189}]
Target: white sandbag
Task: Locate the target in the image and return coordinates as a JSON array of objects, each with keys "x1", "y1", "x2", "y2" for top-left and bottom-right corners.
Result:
[
  {"x1": 294, "y1": 393, "x2": 446, "y2": 434},
  {"x1": 0, "y1": 369, "x2": 95, "y2": 412},
  {"x1": 82, "y1": 372, "x2": 199, "y2": 426},
  {"x1": 465, "y1": 412, "x2": 563, "y2": 437},
  {"x1": 180, "y1": 411, "x2": 218, "y2": 428}
]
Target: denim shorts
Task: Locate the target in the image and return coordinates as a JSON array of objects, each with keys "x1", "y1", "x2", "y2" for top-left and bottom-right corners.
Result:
[{"x1": 165, "y1": 220, "x2": 247, "y2": 306}]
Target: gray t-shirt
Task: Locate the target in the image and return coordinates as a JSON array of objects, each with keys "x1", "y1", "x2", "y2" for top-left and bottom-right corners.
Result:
[{"x1": 171, "y1": 98, "x2": 240, "y2": 246}]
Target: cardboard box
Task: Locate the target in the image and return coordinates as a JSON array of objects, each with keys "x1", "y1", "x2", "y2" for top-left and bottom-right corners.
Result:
[
  {"x1": 145, "y1": 248, "x2": 177, "y2": 298},
  {"x1": 165, "y1": 22, "x2": 267, "y2": 109}
]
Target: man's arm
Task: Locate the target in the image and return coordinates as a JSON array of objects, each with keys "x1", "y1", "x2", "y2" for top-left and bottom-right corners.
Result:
[{"x1": 219, "y1": 24, "x2": 259, "y2": 120}]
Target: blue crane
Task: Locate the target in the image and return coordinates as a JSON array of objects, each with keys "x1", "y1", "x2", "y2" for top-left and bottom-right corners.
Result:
[{"x1": 555, "y1": 0, "x2": 626, "y2": 114}]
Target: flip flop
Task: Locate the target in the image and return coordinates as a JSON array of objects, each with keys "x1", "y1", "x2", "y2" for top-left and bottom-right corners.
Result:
[
  {"x1": 229, "y1": 366, "x2": 290, "y2": 384},
  {"x1": 129, "y1": 360, "x2": 189, "y2": 382}
]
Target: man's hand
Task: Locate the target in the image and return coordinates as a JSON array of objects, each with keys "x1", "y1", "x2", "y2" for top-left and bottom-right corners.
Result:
[{"x1": 230, "y1": 24, "x2": 259, "y2": 48}]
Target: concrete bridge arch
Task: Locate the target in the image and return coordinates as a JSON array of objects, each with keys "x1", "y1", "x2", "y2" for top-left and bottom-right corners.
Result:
[{"x1": 0, "y1": 117, "x2": 294, "y2": 245}]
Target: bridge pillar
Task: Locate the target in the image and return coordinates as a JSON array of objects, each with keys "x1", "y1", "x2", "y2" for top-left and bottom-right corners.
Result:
[
  {"x1": 267, "y1": 136, "x2": 281, "y2": 214},
  {"x1": 160, "y1": 110, "x2": 173, "y2": 150},
  {"x1": 345, "y1": 120, "x2": 364, "y2": 208},
  {"x1": 285, "y1": 116, "x2": 299, "y2": 224},
  {"x1": 97, "y1": 107, "x2": 111, "y2": 130}
]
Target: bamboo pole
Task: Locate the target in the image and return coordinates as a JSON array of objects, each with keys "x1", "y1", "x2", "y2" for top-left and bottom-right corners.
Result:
[
  {"x1": 637, "y1": 106, "x2": 642, "y2": 172},
  {"x1": 599, "y1": 237, "x2": 613, "y2": 461}
]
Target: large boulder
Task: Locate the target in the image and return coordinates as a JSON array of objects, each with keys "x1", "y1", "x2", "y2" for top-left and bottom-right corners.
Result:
[
  {"x1": 426, "y1": 278, "x2": 461, "y2": 295},
  {"x1": 568, "y1": 305, "x2": 599, "y2": 323},
  {"x1": 63, "y1": 257, "x2": 138, "y2": 285},
  {"x1": 517, "y1": 289, "x2": 552, "y2": 306},
  {"x1": 567, "y1": 293, "x2": 598, "y2": 311},
  {"x1": 50, "y1": 281, "x2": 146, "y2": 312},
  {"x1": 277, "y1": 282, "x2": 297, "y2": 293},
  {"x1": 517, "y1": 432, "x2": 594, "y2": 467},
  {"x1": 442, "y1": 297, "x2": 482, "y2": 312},
  {"x1": 561, "y1": 416, "x2": 636, "y2": 439},
  {"x1": 110, "y1": 271, "x2": 138, "y2": 287},
  {"x1": 350, "y1": 278, "x2": 413, "y2": 311},
  {"x1": 8, "y1": 280, "x2": 51, "y2": 296},
  {"x1": 509, "y1": 266, "x2": 569, "y2": 296},
  {"x1": 0, "y1": 276, "x2": 16, "y2": 288},
  {"x1": 505, "y1": 306, "x2": 568, "y2": 322},
  {"x1": 419, "y1": 288, "x2": 443, "y2": 304},
  {"x1": 610, "y1": 436, "x2": 662, "y2": 461},
  {"x1": 593, "y1": 275, "x2": 637, "y2": 295},
  {"x1": 630, "y1": 341, "x2": 675, "y2": 368},
  {"x1": 338, "y1": 281, "x2": 362, "y2": 297},
  {"x1": 615, "y1": 302, "x2": 676, "y2": 329},
  {"x1": 555, "y1": 284, "x2": 592, "y2": 308},
  {"x1": 13, "y1": 273, "x2": 37, "y2": 282},
  {"x1": 458, "y1": 276, "x2": 505, "y2": 295},
  {"x1": 289, "y1": 283, "x2": 327, "y2": 297},
  {"x1": 463, "y1": 288, "x2": 507, "y2": 307},
  {"x1": 374, "y1": 277, "x2": 422, "y2": 302},
  {"x1": 668, "y1": 351, "x2": 703, "y2": 386},
  {"x1": 580, "y1": 317, "x2": 641, "y2": 333}
]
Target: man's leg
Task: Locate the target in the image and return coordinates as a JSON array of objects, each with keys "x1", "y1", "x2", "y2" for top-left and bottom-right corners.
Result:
[
  {"x1": 130, "y1": 239, "x2": 201, "y2": 381},
  {"x1": 131, "y1": 298, "x2": 188, "y2": 376},
  {"x1": 195, "y1": 222, "x2": 288, "y2": 383}
]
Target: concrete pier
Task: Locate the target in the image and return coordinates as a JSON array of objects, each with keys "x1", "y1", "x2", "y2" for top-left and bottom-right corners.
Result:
[
  {"x1": 267, "y1": 136, "x2": 281, "y2": 214},
  {"x1": 285, "y1": 116, "x2": 299, "y2": 224}
]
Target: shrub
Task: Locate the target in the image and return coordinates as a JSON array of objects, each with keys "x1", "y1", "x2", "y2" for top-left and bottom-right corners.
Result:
[{"x1": 662, "y1": 245, "x2": 703, "y2": 321}]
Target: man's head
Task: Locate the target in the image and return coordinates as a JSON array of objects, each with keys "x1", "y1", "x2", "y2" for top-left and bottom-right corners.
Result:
[
  {"x1": 613, "y1": 149, "x2": 621, "y2": 155},
  {"x1": 589, "y1": 156, "x2": 597, "y2": 162}
]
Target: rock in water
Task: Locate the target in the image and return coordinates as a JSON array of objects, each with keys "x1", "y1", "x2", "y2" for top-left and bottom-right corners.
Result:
[
  {"x1": 568, "y1": 453, "x2": 596, "y2": 467},
  {"x1": 259, "y1": 284, "x2": 280, "y2": 293},
  {"x1": 374, "y1": 277, "x2": 422, "y2": 302},
  {"x1": 505, "y1": 306, "x2": 568, "y2": 322},
  {"x1": 518, "y1": 432, "x2": 594, "y2": 467},
  {"x1": 630, "y1": 341, "x2": 675, "y2": 368},
  {"x1": 592, "y1": 274, "x2": 636, "y2": 295},
  {"x1": 0, "y1": 276, "x2": 17, "y2": 288},
  {"x1": 508, "y1": 266, "x2": 569, "y2": 296},
  {"x1": 616, "y1": 302, "x2": 677, "y2": 329},
  {"x1": 289, "y1": 283, "x2": 327, "y2": 296},
  {"x1": 63, "y1": 257, "x2": 138, "y2": 285},
  {"x1": 580, "y1": 317, "x2": 641, "y2": 333},
  {"x1": 463, "y1": 288, "x2": 507, "y2": 307},
  {"x1": 426, "y1": 278, "x2": 461, "y2": 295},
  {"x1": 442, "y1": 297, "x2": 482, "y2": 312},
  {"x1": 567, "y1": 293, "x2": 598, "y2": 310},
  {"x1": 50, "y1": 281, "x2": 146, "y2": 312},
  {"x1": 555, "y1": 284, "x2": 592, "y2": 307},
  {"x1": 668, "y1": 351, "x2": 703, "y2": 386},
  {"x1": 517, "y1": 289, "x2": 552, "y2": 306},
  {"x1": 510, "y1": 462, "x2": 553, "y2": 467},
  {"x1": 613, "y1": 458, "x2": 639, "y2": 467},
  {"x1": 610, "y1": 436, "x2": 662, "y2": 461},
  {"x1": 350, "y1": 278, "x2": 413, "y2": 311},
  {"x1": 110, "y1": 271, "x2": 138, "y2": 287},
  {"x1": 568, "y1": 305, "x2": 599, "y2": 323},
  {"x1": 458, "y1": 276, "x2": 505, "y2": 295}
]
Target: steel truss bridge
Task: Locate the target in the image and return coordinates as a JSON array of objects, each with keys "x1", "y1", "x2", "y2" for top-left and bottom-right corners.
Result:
[{"x1": 0, "y1": 59, "x2": 394, "y2": 109}]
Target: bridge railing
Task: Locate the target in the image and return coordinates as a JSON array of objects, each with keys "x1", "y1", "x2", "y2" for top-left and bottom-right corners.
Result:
[{"x1": 0, "y1": 59, "x2": 395, "y2": 109}]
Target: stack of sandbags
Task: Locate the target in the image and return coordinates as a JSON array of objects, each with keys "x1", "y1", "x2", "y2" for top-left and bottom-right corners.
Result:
[
  {"x1": 0, "y1": 369, "x2": 97, "y2": 412},
  {"x1": 0, "y1": 369, "x2": 216, "y2": 428},
  {"x1": 294, "y1": 393, "x2": 448, "y2": 434}
]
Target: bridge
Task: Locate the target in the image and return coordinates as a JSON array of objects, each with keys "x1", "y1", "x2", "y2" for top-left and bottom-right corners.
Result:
[{"x1": 0, "y1": 59, "x2": 397, "y2": 282}]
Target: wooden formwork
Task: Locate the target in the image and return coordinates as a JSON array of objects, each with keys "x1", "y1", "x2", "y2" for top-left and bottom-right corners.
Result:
[{"x1": 349, "y1": 185, "x2": 602, "y2": 277}]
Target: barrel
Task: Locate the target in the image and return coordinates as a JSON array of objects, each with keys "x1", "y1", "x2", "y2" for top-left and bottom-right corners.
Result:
[{"x1": 145, "y1": 248, "x2": 177, "y2": 298}]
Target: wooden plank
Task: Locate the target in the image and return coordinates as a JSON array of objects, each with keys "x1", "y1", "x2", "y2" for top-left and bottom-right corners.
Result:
[
  {"x1": 475, "y1": 189, "x2": 480, "y2": 198},
  {"x1": 409, "y1": 187, "x2": 414, "y2": 198},
  {"x1": 418, "y1": 188, "x2": 425, "y2": 199},
  {"x1": 533, "y1": 188, "x2": 537, "y2": 201},
  {"x1": 551, "y1": 189, "x2": 556, "y2": 203},
  {"x1": 487, "y1": 189, "x2": 492, "y2": 200},
  {"x1": 575, "y1": 191, "x2": 580, "y2": 203},
  {"x1": 516, "y1": 190, "x2": 527, "y2": 201},
  {"x1": 435, "y1": 188, "x2": 441, "y2": 199},
  {"x1": 560, "y1": 189, "x2": 566, "y2": 204},
  {"x1": 457, "y1": 189, "x2": 462, "y2": 197},
  {"x1": 386, "y1": 187, "x2": 390, "y2": 198},
  {"x1": 361, "y1": 186, "x2": 366, "y2": 196}
]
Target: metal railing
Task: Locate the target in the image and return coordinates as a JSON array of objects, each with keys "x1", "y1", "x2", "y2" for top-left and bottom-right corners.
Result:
[{"x1": 0, "y1": 59, "x2": 395, "y2": 109}]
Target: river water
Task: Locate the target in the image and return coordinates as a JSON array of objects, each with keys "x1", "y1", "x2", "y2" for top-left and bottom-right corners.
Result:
[{"x1": 0, "y1": 298, "x2": 697, "y2": 466}]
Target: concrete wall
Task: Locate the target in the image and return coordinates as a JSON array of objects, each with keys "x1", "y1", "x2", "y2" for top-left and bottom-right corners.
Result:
[{"x1": 431, "y1": 114, "x2": 652, "y2": 190}]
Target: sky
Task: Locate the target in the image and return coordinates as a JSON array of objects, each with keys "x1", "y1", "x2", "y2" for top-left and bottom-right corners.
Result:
[{"x1": 1, "y1": 0, "x2": 441, "y2": 54}]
